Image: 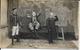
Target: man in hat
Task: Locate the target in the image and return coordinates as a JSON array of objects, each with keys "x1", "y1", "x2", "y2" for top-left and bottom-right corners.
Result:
[
  {"x1": 11, "y1": 8, "x2": 20, "y2": 44},
  {"x1": 46, "y1": 12, "x2": 58, "y2": 43}
]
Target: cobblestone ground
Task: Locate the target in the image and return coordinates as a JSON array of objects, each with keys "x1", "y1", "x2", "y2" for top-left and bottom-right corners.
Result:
[{"x1": 8, "y1": 39, "x2": 78, "y2": 49}]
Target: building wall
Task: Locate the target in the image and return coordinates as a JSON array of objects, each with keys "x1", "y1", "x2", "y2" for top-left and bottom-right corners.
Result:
[
  {"x1": 0, "y1": 0, "x2": 1, "y2": 24},
  {"x1": 0, "y1": 0, "x2": 1, "y2": 47},
  {"x1": 17, "y1": 0, "x2": 78, "y2": 32},
  {"x1": 62, "y1": 0, "x2": 78, "y2": 38},
  {"x1": 0, "y1": 0, "x2": 11, "y2": 48},
  {"x1": 7, "y1": 0, "x2": 79, "y2": 37}
]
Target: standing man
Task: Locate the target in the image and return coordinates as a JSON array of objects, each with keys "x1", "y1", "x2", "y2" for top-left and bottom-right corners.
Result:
[
  {"x1": 46, "y1": 12, "x2": 58, "y2": 43},
  {"x1": 11, "y1": 8, "x2": 20, "y2": 44}
]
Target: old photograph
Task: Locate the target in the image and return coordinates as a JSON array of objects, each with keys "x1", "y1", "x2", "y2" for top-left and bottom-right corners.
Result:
[{"x1": 0, "y1": 0, "x2": 79, "y2": 49}]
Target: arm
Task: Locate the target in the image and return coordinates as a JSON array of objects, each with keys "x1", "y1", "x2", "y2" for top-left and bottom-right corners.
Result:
[
  {"x1": 36, "y1": 13, "x2": 41, "y2": 18},
  {"x1": 54, "y1": 16, "x2": 58, "y2": 21}
]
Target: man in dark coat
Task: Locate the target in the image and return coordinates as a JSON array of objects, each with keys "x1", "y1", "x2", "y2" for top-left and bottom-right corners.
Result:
[
  {"x1": 46, "y1": 12, "x2": 58, "y2": 43},
  {"x1": 11, "y1": 8, "x2": 20, "y2": 44}
]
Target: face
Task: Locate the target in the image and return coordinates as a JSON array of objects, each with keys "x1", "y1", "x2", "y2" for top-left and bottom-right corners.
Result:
[
  {"x1": 50, "y1": 12, "x2": 53, "y2": 16},
  {"x1": 12, "y1": 8, "x2": 17, "y2": 15},
  {"x1": 32, "y1": 11, "x2": 36, "y2": 16},
  {"x1": 50, "y1": 12, "x2": 56, "y2": 19}
]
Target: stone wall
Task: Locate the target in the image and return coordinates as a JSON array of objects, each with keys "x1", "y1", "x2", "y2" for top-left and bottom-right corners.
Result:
[
  {"x1": 63, "y1": 0, "x2": 78, "y2": 37},
  {"x1": 17, "y1": 0, "x2": 78, "y2": 31},
  {"x1": 0, "y1": 0, "x2": 11, "y2": 48},
  {"x1": 7, "y1": 0, "x2": 79, "y2": 36}
]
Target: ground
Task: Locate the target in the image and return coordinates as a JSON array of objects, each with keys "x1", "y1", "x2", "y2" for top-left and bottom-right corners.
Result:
[{"x1": 8, "y1": 39, "x2": 78, "y2": 49}]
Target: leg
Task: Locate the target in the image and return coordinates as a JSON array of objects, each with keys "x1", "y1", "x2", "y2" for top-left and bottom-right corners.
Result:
[
  {"x1": 16, "y1": 26, "x2": 20, "y2": 42},
  {"x1": 12, "y1": 26, "x2": 16, "y2": 36},
  {"x1": 35, "y1": 22, "x2": 40, "y2": 39},
  {"x1": 61, "y1": 27, "x2": 65, "y2": 41},
  {"x1": 50, "y1": 31, "x2": 53, "y2": 43},
  {"x1": 12, "y1": 36, "x2": 14, "y2": 45},
  {"x1": 16, "y1": 35, "x2": 20, "y2": 42},
  {"x1": 12, "y1": 26, "x2": 16, "y2": 45},
  {"x1": 48, "y1": 29, "x2": 53, "y2": 44},
  {"x1": 35, "y1": 22, "x2": 40, "y2": 30},
  {"x1": 29, "y1": 23, "x2": 35, "y2": 37},
  {"x1": 29, "y1": 23, "x2": 34, "y2": 30}
]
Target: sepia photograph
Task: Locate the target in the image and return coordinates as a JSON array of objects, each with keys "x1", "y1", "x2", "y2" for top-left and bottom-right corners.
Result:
[{"x1": 0, "y1": 0, "x2": 79, "y2": 50}]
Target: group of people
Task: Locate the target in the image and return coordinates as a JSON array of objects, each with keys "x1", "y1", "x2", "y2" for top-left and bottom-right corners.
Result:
[{"x1": 11, "y1": 8, "x2": 58, "y2": 44}]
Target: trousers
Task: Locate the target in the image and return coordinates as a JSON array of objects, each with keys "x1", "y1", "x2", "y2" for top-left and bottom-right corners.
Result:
[{"x1": 12, "y1": 24, "x2": 19, "y2": 36}]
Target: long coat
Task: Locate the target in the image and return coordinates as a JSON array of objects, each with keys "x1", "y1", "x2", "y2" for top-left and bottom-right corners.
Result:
[{"x1": 46, "y1": 16, "x2": 58, "y2": 43}]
